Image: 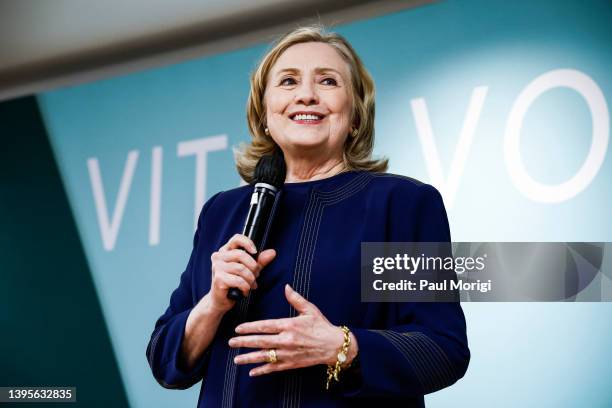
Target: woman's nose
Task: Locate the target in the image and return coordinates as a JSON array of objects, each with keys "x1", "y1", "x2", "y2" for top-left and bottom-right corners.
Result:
[{"x1": 294, "y1": 81, "x2": 318, "y2": 105}]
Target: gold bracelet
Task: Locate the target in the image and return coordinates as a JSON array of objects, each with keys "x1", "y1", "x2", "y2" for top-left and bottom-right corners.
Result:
[{"x1": 325, "y1": 325, "x2": 351, "y2": 390}]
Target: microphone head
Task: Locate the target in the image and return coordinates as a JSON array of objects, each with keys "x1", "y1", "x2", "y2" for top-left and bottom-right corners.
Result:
[{"x1": 253, "y1": 148, "x2": 286, "y2": 189}]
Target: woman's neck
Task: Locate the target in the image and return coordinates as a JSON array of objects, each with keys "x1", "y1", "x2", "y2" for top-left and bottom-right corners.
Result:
[{"x1": 284, "y1": 156, "x2": 346, "y2": 183}]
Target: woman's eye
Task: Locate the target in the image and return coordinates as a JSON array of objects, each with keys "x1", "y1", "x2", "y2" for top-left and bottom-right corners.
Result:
[
  {"x1": 321, "y1": 77, "x2": 338, "y2": 86},
  {"x1": 280, "y1": 77, "x2": 297, "y2": 86}
]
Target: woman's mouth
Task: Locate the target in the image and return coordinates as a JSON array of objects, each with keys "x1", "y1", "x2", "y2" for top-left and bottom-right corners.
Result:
[{"x1": 289, "y1": 112, "x2": 325, "y2": 124}]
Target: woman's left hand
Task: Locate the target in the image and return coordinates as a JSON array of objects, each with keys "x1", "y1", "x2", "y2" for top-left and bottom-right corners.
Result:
[{"x1": 229, "y1": 284, "x2": 358, "y2": 377}]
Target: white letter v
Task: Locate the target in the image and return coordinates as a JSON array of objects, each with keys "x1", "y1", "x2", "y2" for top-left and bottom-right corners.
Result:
[
  {"x1": 87, "y1": 150, "x2": 139, "y2": 251},
  {"x1": 410, "y1": 86, "x2": 488, "y2": 209}
]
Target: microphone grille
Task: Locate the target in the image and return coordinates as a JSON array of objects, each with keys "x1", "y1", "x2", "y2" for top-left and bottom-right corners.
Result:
[{"x1": 253, "y1": 149, "x2": 286, "y2": 189}]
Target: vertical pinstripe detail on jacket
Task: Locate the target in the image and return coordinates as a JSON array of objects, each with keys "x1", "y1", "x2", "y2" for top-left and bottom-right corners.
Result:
[
  {"x1": 222, "y1": 294, "x2": 252, "y2": 408},
  {"x1": 281, "y1": 372, "x2": 301, "y2": 408},
  {"x1": 291, "y1": 172, "x2": 373, "y2": 309},
  {"x1": 303, "y1": 173, "x2": 373, "y2": 299},
  {"x1": 370, "y1": 330, "x2": 458, "y2": 393},
  {"x1": 282, "y1": 172, "x2": 374, "y2": 408}
]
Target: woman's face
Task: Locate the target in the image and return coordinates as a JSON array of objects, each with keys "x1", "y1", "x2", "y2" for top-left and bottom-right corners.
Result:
[{"x1": 264, "y1": 42, "x2": 353, "y2": 158}]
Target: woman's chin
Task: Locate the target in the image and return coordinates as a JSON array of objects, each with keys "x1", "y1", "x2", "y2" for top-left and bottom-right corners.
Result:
[{"x1": 284, "y1": 141, "x2": 330, "y2": 154}]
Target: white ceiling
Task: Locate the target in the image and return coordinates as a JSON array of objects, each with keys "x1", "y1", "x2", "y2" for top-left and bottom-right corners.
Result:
[{"x1": 0, "y1": 0, "x2": 430, "y2": 101}]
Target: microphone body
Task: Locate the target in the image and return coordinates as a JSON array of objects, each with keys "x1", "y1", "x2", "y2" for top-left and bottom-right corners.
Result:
[
  {"x1": 227, "y1": 182, "x2": 280, "y2": 301},
  {"x1": 226, "y1": 150, "x2": 286, "y2": 301},
  {"x1": 242, "y1": 183, "x2": 279, "y2": 249}
]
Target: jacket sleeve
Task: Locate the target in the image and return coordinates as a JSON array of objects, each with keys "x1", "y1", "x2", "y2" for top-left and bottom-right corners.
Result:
[
  {"x1": 146, "y1": 192, "x2": 222, "y2": 389},
  {"x1": 342, "y1": 183, "x2": 470, "y2": 398}
]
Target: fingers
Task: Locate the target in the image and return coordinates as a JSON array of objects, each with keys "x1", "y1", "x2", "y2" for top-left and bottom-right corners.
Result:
[
  {"x1": 211, "y1": 244, "x2": 264, "y2": 293},
  {"x1": 230, "y1": 263, "x2": 258, "y2": 289},
  {"x1": 215, "y1": 273, "x2": 251, "y2": 297},
  {"x1": 284, "y1": 284, "x2": 317, "y2": 314},
  {"x1": 221, "y1": 234, "x2": 257, "y2": 254},
  {"x1": 209, "y1": 235, "x2": 279, "y2": 309},
  {"x1": 224, "y1": 262, "x2": 258, "y2": 289},
  {"x1": 217, "y1": 249, "x2": 260, "y2": 275},
  {"x1": 233, "y1": 348, "x2": 288, "y2": 365},
  {"x1": 257, "y1": 249, "x2": 276, "y2": 268},
  {"x1": 249, "y1": 361, "x2": 294, "y2": 377},
  {"x1": 210, "y1": 256, "x2": 257, "y2": 291},
  {"x1": 233, "y1": 350, "x2": 305, "y2": 376},
  {"x1": 235, "y1": 317, "x2": 294, "y2": 334},
  {"x1": 233, "y1": 349, "x2": 269, "y2": 365},
  {"x1": 228, "y1": 334, "x2": 284, "y2": 349}
]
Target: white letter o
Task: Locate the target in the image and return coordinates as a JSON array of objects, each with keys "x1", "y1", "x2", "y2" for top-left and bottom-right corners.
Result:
[{"x1": 504, "y1": 69, "x2": 609, "y2": 203}]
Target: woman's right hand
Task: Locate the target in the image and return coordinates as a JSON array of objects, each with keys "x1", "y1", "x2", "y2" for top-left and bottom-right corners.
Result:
[
  {"x1": 207, "y1": 234, "x2": 276, "y2": 314},
  {"x1": 182, "y1": 234, "x2": 275, "y2": 370}
]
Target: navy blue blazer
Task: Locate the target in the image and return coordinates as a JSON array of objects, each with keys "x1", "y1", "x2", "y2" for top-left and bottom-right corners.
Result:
[{"x1": 147, "y1": 171, "x2": 469, "y2": 407}]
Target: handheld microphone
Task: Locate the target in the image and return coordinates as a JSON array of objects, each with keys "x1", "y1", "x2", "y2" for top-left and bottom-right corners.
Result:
[{"x1": 227, "y1": 150, "x2": 286, "y2": 301}]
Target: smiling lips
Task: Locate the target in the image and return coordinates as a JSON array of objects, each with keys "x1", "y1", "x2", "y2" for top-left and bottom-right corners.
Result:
[{"x1": 289, "y1": 112, "x2": 325, "y2": 124}]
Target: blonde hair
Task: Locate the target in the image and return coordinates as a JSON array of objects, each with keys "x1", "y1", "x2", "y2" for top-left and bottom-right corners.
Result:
[{"x1": 235, "y1": 25, "x2": 388, "y2": 182}]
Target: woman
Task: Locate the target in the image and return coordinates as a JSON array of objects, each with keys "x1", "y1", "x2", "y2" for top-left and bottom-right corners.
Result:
[{"x1": 147, "y1": 25, "x2": 469, "y2": 407}]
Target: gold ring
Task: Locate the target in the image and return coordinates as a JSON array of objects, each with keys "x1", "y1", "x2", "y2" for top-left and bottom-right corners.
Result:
[{"x1": 267, "y1": 349, "x2": 278, "y2": 364}]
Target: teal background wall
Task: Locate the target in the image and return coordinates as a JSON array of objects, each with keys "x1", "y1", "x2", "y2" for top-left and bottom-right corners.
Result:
[
  {"x1": 2, "y1": 0, "x2": 610, "y2": 407},
  {"x1": 0, "y1": 96, "x2": 130, "y2": 407}
]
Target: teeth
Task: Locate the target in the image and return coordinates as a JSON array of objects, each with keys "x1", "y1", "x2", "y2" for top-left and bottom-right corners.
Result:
[{"x1": 293, "y1": 114, "x2": 321, "y2": 121}]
